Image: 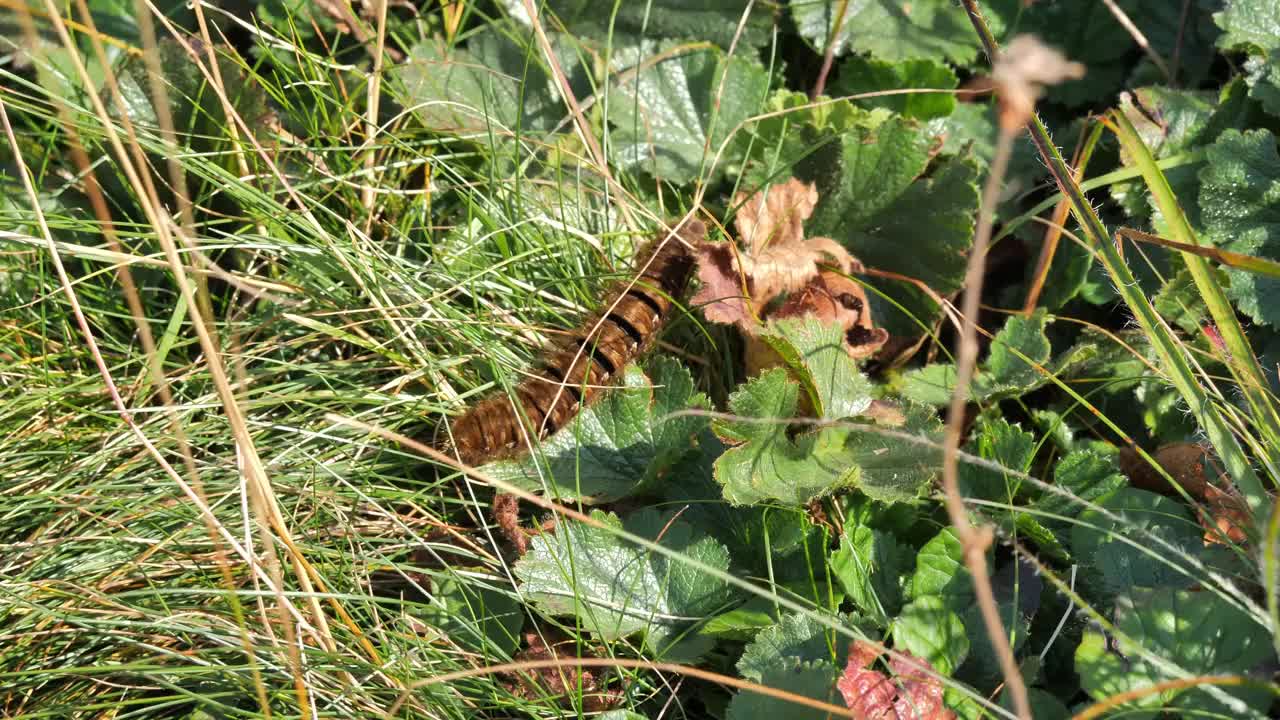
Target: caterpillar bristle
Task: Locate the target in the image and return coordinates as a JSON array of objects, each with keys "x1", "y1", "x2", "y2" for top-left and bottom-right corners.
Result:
[{"x1": 442, "y1": 220, "x2": 704, "y2": 466}]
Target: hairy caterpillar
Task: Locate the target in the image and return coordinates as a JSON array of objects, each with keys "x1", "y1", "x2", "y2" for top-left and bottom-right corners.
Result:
[{"x1": 445, "y1": 220, "x2": 704, "y2": 465}]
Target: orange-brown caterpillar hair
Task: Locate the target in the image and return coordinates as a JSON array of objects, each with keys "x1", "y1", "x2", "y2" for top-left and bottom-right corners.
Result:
[{"x1": 445, "y1": 220, "x2": 704, "y2": 465}]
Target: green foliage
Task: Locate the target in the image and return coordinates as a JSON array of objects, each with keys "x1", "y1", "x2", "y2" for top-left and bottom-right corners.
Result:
[
  {"x1": 1034, "y1": 448, "x2": 1128, "y2": 528},
  {"x1": 901, "y1": 311, "x2": 1095, "y2": 405},
  {"x1": 892, "y1": 596, "x2": 970, "y2": 676},
  {"x1": 829, "y1": 523, "x2": 910, "y2": 626},
  {"x1": 1076, "y1": 588, "x2": 1272, "y2": 718},
  {"x1": 1200, "y1": 128, "x2": 1280, "y2": 328},
  {"x1": 1072, "y1": 488, "x2": 1205, "y2": 595},
  {"x1": 910, "y1": 528, "x2": 983, "y2": 605},
  {"x1": 485, "y1": 359, "x2": 709, "y2": 502},
  {"x1": 726, "y1": 660, "x2": 842, "y2": 720},
  {"x1": 758, "y1": 318, "x2": 874, "y2": 420},
  {"x1": 514, "y1": 508, "x2": 733, "y2": 652},
  {"x1": 506, "y1": 0, "x2": 774, "y2": 51},
  {"x1": 791, "y1": 0, "x2": 980, "y2": 65},
  {"x1": 7, "y1": 0, "x2": 1280, "y2": 717},
  {"x1": 803, "y1": 130, "x2": 981, "y2": 335},
  {"x1": 737, "y1": 97, "x2": 980, "y2": 332},
  {"x1": 712, "y1": 368, "x2": 938, "y2": 506},
  {"x1": 1215, "y1": 0, "x2": 1280, "y2": 52},
  {"x1": 398, "y1": 28, "x2": 584, "y2": 135},
  {"x1": 114, "y1": 39, "x2": 270, "y2": 157},
  {"x1": 422, "y1": 573, "x2": 525, "y2": 654},
  {"x1": 831, "y1": 56, "x2": 958, "y2": 120},
  {"x1": 729, "y1": 612, "x2": 867, "y2": 719},
  {"x1": 608, "y1": 42, "x2": 771, "y2": 183},
  {"x1": 958, "y1": 417, "x2": 1035, "y2": 502},
  {"x1": 1154, "y1": 267, "x2": 1223, "y2": 332},
  {"x1": 1246, "y1": 50, "x2": 1280, "y2": 116},
  {"x1": 736, "y1": 611, "x2": 849, "y2": 682}
]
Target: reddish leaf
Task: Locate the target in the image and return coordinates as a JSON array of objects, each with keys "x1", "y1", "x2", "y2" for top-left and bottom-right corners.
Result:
[{"x1": 838, "y1": 642, "x2": 955, "y2": 720}]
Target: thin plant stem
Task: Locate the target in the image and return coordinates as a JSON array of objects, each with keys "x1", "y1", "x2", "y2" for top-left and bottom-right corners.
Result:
[
  {"x1": 941, "y1": 122, "x2": 1032, "y2": 720},
  {"x1": 1072, "y1": 675, "x2": 1251, "y2": 720},
  {"x1": 362, "y1": 0, "x2": 390, "y2": 215},
  {"x1": 811, "y1": 0, "x2": 850, "y2": 98},
  {"x1": 960, "y1": 0, "x2": 1267, "y2": 527},
  {"x1": 1100, "y1": 0, "x2": 1170, "y2": 80},
  {"x1": 1023, "y1": 118, "x2": 1104, "y2": 314}
]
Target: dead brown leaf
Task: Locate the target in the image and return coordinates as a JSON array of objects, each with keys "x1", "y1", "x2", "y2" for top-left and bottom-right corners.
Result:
[
  {"x1": 1118, "y1": 443, "x2": 1250, "y2": 545},
  {"x1": 692, "y1": 241, "x2": 754, "y2": 326},
  {"x1": 692, "y1": 180, "x2": 861, "y2": 324},
  {"x1": 691, "y1": 179, "x2": 885, "y2": 368},
  {"x1": 734, "y1": 177, "x2": 816, "y2": 254},
  {"x1": 744, "y1": 269, "x2": 890, "y2": 379}
]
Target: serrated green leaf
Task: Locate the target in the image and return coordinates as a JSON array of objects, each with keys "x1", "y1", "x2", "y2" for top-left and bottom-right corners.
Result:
[
  {"x1": 1071, "y1": 488, "x2": 1204, "y2": 595},
  {"x1": 713, "y1": 370, "x2": 938, "y2": 506},
  {"x1": 958, "y1": 417, "x2": 1035, "y2": 502},
  {"x1": 398, "y1": 28, "x2": 584, "y2": 135},
  {"x1": 1215, "y1": 0, "x2": 1280, "y2": 52},
  {"x1": 839, "y1": 406, "x2": 944, "y2": 504},
  {"x1": 485, "y1": 358, "x2": 708, "y2": 503},
  {"x1": 897, "y1": 363, "x2": 957, "y2": 407},
  {"x1": 113, "y1": 39, "x2": 269, "y2": 150},
  {"x1": 1199, "y1": 129, "x2": 1280, "y2": 328},
  {"x1": 910, "y1": 528, "x2": 982, "y2": 604},
  {"x1": 733, "y1": 91, "x2": 862, "y2": 183},
  {"x1": 1076, "y1": 588, "x2": 1272, "y2": 719},
  {"x1": 1011, "y1": 1, "x2": 1134, "y2": 106},
  {"x1": 664, "y1": 441, "x2": 834, "y2": 583},
  {"x1": 1034, "y1": 448, "x2": 1127, "y2": 522},
  {"x1": 759, "y1": 317, "x2": 873, "y2": 421},
  {"x1": 829, "y1": 524, "x2": 910, "y2": 626},
  {"x1": 726, "y1": 660, "x2": 842, "y2": 720},
  {"x1": 737, "y1": 612, "x2": 856, "y2": 682},
  {"x1": 930, "y1": 101, "x2": 999, "y2": 165},
  {"x1": 831, "y1": 56, "x2": 958, "y2": 120},
  {"x1": 1013, "y1": 513, "x2": 1071, "y2": 562},
  {"x1": 804, "y1": 113, "x2": 937, "y2": 226},
  {"x1": 503, "y1": 0, "x2": 773, "y2": 52},
  {"x1": 1154, "y1": 267, "x2": 1222, "y2": 333},
  {"x1": 1246, "y1": 50, "x2": 1280, "y2": 116},
  {"x1": 985, "y1": 311, "x2": 1053, "y2": 387},
  {"x1": 711, "y1": 369, "x2": 858, "y2": 506},
  {"x1": 900, "y1": 311, "x2": 1094, "y2": 405},
  {"x1": 514, "y1": 508, "x2": 732, "y2": 651},
  {"x1": 791, "y1": 0, "x2": 979, "y2": 65},
  {"x1": 960, "y1": 601, "x2": 1030, "y2": 683},
  {"x1": 892, "y1": 596, "x2": 969, "y2": 676},
  {"x1": 821, "y1": 156, "x2": 981, "y2": 335},
  {"x1": 700, "y1": 598, "x2": 779, "y2": 640},
  {"x1": 608, "y1": 43, "x2": 770, "y2": 183},
  {"x1": 1113, "y1": 82, "x2": 1249, "y2": 232}
]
